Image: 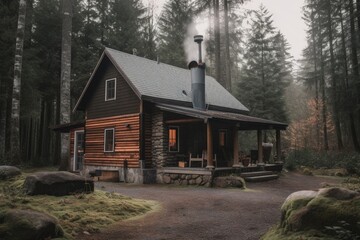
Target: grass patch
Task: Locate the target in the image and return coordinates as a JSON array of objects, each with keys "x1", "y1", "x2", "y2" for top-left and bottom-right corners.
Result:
[{"x1": 0, "y1": 173, "x2": 158, "y2": 239}]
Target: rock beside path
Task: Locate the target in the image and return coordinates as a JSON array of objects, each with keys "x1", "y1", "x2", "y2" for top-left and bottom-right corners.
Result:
[
  {"x1": 0, "y1": 209, "x2": 63, "y2": 240},
  {"x1": 24, "y1": 171, "x2": 94, "y2": 196},
  {"x1": 213, "y1": 176, "x2": 245, "y2": 188},
  {"x1": 280, "y1": 187, "x2": 360, "y2": 236},
  {"x1": 0, "y1": 166, "x2": 21, "y2": 180}
]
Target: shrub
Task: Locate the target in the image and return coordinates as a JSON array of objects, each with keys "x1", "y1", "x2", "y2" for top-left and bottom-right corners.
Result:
[{"x1": 285, "y1": 149, "x2": 360, "y2": 175}]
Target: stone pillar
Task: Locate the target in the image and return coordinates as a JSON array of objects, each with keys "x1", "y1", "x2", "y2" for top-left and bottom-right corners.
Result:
[
  {"x1": 206, "y1": 120, "x2": 214, "y2": 169},
  {"x1": 257, "y1": 130, "x2": 263, "y2": 164},
  {"x1": 152, "y1": 109, "x2": 167, "y2": 168},
  {"x1": 232, "y1": 126, "x2": 240, "y2": 168},
  {"x1": 276, "y1": 129, "x2": 281, "y2": 162}
]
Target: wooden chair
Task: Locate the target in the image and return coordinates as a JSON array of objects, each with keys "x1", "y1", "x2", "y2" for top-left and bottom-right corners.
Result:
[{"x1": 189, "y1": 153, "x2": 203, "y2": 168}]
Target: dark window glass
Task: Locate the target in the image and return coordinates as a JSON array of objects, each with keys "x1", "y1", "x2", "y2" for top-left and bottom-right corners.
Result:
[
  {"x1": 104, "y1": 128, "x2": 114, "y2": 152},
  {"x1": 106, "y1": 79, "x2": 116, "y2": 100}
]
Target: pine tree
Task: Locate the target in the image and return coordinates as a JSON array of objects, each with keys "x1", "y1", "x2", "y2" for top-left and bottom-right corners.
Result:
[
  {"x1": 0, "y1": 0, "x2": 18, "y2": 158},
  {"x1": 108, "y1": 0, "x2": 145, "y2": 55},
  {"x1": 237, "y1": 5, "x2": 290, "y2": 123},
  {"x1": 157, "y1": 0, "x2": 194, "y2": 68}
]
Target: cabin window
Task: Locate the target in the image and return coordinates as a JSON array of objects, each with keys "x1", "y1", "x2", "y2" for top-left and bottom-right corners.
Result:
[
  {"x1": 168, "y1": 126, "x2": 179, "y2": 152},
  {"x1": 219, "y1": 129, "x2": 227, "y2": 147},
  {"x1": 105, "y1": 78, "x2": 116, "y2": 101},
  {"x1": 104, "y1": 128, "x2": 115, "y2": 152}
]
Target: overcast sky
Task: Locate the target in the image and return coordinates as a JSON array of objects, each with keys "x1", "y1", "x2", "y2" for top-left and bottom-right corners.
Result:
[{"x1": 145, "y1": 0, "x2": 307, "y2": 61}]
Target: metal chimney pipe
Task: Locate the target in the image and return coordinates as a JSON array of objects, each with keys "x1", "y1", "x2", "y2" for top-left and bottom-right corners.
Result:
[
  {"x1": 188, "y1": 35, "x2": 206, "y2": 111},
  {"x1": 194, "y1": 35, "x2": 203, "y2": 63}
]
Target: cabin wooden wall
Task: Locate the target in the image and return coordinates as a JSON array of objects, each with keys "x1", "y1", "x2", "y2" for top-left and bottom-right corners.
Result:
[
  {"x1": 85, "y1": 56, "x2": 140, "y2": 119},
  {"x1": 84, "y1": 114, "x2": 140, "y2": 168}
]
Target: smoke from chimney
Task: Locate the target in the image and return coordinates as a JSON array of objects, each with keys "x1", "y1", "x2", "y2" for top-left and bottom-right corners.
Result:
[{"x1": 183, "y1": 15, "x2": 209, "y2": 63}]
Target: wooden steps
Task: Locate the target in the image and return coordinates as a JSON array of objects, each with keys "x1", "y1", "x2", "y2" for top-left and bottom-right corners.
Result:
[{"x1": 241, "y1": 171, "x2": 279, "y2": 182}]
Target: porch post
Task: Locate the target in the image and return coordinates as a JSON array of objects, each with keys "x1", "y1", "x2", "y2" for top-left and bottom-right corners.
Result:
[
  {"x1": 276, "y1": 129, "x2": 281, "y2": 162},
  {"x1": 206, "y1": 120, "x2": 214, "y2": 169},
  {"x1": 257, "y1": 130, "x2": 263, "y2": 164},
  {"x1": 232, "y1": 126, "x2": 240, "y2": 167}
]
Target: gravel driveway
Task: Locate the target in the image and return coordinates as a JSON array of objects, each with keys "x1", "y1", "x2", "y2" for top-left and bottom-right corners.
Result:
[{"x1": 81, "y1": 172, "x2": 341, "y2": 240}]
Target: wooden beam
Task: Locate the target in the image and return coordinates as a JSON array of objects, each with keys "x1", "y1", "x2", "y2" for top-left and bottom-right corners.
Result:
[
  {"x1": 206, "y1": 121, "x2": 214, "y2": 169},
  {"x1": 165, "y1": 118, "x2": 203, "y2": 124},
  {"x1": 232, "y1": 126, "x2": 240, "y2": 167},
  {"x1": 257, "y1": 130, "x2": 263, "y2": 164},
  {"x1": 276, "y1": 129, "x2": 281, "y2": 162}
]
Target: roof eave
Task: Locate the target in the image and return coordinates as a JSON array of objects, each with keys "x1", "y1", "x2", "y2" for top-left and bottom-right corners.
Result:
[{"x1": 72, "y1": 51, "x2": 107, "y2": 113}]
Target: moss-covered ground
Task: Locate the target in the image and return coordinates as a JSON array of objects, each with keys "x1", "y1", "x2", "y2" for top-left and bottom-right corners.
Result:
[{"x1": 0, "y1": 169, "x2": 158, "y2": 239}]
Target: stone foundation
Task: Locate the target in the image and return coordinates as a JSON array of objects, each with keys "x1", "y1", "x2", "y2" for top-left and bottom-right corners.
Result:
[
  {"x1": 85, "y1": 165, "x2": 156, "y2": 184},
  {"x1": 157, "y1": 168, "x2": 213, "y2": 187}
]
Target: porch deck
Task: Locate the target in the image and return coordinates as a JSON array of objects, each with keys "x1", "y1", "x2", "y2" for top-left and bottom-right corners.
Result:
[{"x1": 160, "y1": 163, "x2": 283, "y2": 176}]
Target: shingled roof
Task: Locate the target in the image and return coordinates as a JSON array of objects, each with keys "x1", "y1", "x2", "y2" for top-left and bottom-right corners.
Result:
[{"x1": 74, "y1": 48, "x2": 249, "y2": 113}]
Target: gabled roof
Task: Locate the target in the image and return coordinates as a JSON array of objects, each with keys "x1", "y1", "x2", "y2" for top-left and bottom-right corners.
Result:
[{"x1": 74, "y1": 48, "x2": 249, "y2": 113}]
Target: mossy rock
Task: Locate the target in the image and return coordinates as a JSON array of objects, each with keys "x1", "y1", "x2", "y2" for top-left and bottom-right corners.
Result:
[
  {"x1": 263, "y1": 187, "x2": 360, "y2": 240},
  {"x1": 23, "y1": 171, "x2": 94, "y2": 196},
  {"x1": 0, "y1": 209, "x2": 64, "y2": 240},
  {"x1": 213, "y1": 176, "x2": 245, "y2": 188},
  {"x1": 0, "y1": 166, "x2": 21, "y2": 180}
]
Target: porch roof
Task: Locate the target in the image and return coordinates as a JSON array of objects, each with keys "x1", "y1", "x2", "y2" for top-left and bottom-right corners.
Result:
[{"x1": 156, "y1": 104, "x2": 287, "y2": 130}]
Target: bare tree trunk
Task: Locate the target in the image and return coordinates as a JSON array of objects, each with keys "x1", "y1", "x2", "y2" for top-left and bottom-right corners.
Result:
[
  {"x1": 310, "y1": 10, "x2": 321, "y2": 150},
  {"x1": 213, "y1": 0, "x2": 222, "y2": 87},
  {"x1": 59, "y1": 0, "x2": 72, "y2": 170},
  {"x1": 340, "y1": 3, "x2": 360, "y2": 151},
  {"x1": 319, "y1": 42, "x2": 329, "y2": 151},
  {"x1": 224, "y1": 0, "x2": 231, "y2": 91},
  {"x1": 349, "y1": 0, "x2": 360, "y2": 126},
  {"x1": 327, "y1": 0, "x2": 344, "y2": 150},
  {"x1": 10, "y1": 0, "x2": 27, "y2": 163}
]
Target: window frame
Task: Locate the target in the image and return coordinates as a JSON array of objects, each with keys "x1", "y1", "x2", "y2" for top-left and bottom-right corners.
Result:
[
  {"x1": 104, "y1": 128, "x2": 115, "y2": 152},
  {"x1": 105, "y1": 78, "x2": 117, "y2": 101},
  {"x1": 168, "y1": 126, "x2": 179, "y2": 152}
]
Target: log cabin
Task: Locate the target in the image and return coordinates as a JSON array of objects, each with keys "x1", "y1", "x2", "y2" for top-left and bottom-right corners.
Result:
[{"x1": 54, "y1": 36, "x2": 287, "y2": 184}]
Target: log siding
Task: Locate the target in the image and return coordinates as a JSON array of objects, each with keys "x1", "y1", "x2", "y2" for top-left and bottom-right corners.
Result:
[{"x1": 85, "y1": 114, "x2": 140, "y2": 168}]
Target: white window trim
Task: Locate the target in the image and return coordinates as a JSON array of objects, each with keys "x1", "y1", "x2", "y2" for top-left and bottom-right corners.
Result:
[
  {"x1": 105, "y1": 78, "x2": 116, "y2": 101},
  {"x1": 168, "y1": 126, "x2": 180, "y2": 152},
  {"x1": 73, "y1": 130, "x2": 84, "y2": 171},
  {"x1": 104, "y1": 128, "x2": 115, "y2": 152}
]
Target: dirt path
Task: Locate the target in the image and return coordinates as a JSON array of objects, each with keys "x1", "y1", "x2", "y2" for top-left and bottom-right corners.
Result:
[{"x1": 80, "y1": 172, "x2": 341, "y2": 240}]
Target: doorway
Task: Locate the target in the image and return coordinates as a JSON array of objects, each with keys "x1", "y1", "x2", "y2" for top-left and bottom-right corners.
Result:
[{"x1": 74, "y1": 130, "x2": 84, "y2": 171}]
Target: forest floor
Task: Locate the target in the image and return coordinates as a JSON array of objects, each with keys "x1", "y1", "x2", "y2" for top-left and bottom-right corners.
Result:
[{"x1": 79, "y1": 172, "x2": 343, "y2": 240}]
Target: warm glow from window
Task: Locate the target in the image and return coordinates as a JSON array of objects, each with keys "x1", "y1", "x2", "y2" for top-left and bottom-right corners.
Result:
[
  {"x1": 169, "y1": 127, "x2": 179, "y2": 152},
  {"x1": 219, "y1": 130, "x2": 226, "y2": 147}
]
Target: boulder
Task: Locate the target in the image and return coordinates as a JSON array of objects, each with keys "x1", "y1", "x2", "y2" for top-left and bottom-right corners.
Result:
[
  {"x1": 213, "y1": 176, "x2": 245, "y2": 188},
  {"x1": 23, "y1": 171, "x2": 94, "y2": 196},
  {"x1": 0, "y1": 209, "x2": 63, "y2": 240},
  {"x1": 0, "y1": 166, "x2": 21, "y2": 180},
  {"x1": 280, "y1": 187, "x2": 360, "y2": 235}
]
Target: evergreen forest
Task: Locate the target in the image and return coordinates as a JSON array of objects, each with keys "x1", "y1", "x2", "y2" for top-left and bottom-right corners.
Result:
[{"x1": 1, "y1": 0, "x2": 360, "y2": 167}]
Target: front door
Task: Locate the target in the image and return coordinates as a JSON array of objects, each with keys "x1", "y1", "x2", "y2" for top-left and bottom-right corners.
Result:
[{"x1": 74, "y1": 130, "x2": 84, "y2": 171}]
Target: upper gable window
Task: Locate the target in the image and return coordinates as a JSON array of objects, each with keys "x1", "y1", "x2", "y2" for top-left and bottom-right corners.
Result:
[{"x1": 105, "y1": 78, "x2": 116, "y2": 101}]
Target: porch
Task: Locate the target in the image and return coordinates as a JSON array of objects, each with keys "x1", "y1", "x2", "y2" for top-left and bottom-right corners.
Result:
[{"x1": 154, "y1": 103, "x2": 287, "y2": 171}]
